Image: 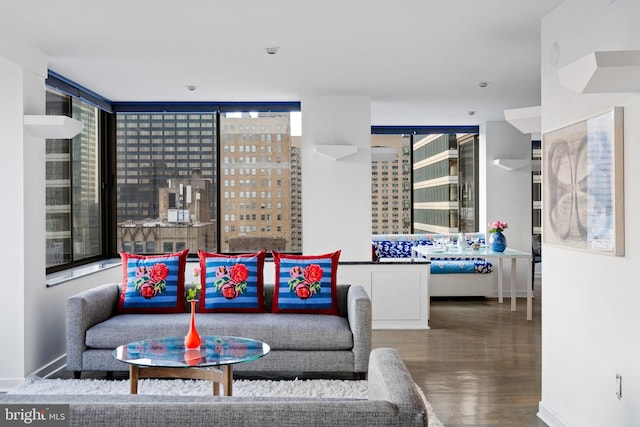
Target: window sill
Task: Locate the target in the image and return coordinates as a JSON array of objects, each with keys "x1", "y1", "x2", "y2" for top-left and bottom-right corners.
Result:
[{"x1": 46, "y1": 259, "x2": 122, "y2": 287}]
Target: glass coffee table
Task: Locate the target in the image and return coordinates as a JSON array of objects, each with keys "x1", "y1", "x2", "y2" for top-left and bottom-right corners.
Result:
[{"x1": 113, "y1": 335, "x2": 270, "y2": 396}]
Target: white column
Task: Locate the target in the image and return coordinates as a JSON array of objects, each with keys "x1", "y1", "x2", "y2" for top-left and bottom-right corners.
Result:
[{"x1": 300, "y1": 95, "x2": 372, "y2": 260}]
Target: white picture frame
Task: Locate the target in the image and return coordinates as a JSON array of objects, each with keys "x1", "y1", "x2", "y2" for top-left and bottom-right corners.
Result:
[{"x1": 542, "y1": 107, "x2": 624, "y2": 256}]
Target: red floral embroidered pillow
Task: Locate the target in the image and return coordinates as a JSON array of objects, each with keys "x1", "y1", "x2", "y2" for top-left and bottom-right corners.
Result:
[
  {"x1": 272, "y1": 250, "x2": 341, "y2": 315},
  {"x1": 117, "y1": 249, "x2": 189, "y2": 313},
  {"x1": 197, "y1": 250, "x2": 266, "y2": 313}
]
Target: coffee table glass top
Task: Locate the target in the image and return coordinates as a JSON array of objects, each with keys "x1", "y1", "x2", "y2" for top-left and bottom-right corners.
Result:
[{"x1": 114, "y1": 335, "x2": 270, "y2": 369}]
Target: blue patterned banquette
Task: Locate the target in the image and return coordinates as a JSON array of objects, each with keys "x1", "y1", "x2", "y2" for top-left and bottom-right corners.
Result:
[{"x1": 372, "y1": 233, "x2": 493, "y2": 274}]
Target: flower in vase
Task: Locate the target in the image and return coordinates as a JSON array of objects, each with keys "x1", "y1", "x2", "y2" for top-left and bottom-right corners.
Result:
[
  {"x1": 185, "y1": 266, "x2": 202, "y2": 302},
  {"x1": 488, "y1": 220, "x2": 508, "y2": 233}
]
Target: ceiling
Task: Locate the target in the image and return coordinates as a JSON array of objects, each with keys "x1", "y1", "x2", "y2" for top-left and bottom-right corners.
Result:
[{"x1": 0, "y1": 0, "x2": 563, "y2": 126}]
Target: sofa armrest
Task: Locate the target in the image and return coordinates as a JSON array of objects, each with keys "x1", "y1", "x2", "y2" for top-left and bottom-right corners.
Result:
[
  {"x1": 368, "y1": 348, "x2": 427, "y2": 423},
  {"x1": 66, "y1": 283, "x2": 120, "y2": 371},
  {"x1": 347, "y1": 285, "x2": 372, "y2": 373}
]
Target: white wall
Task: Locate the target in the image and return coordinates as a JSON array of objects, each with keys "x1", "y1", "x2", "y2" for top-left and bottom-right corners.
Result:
[
  {"x1": 539, "y1": 1, "x2": 640, "y2": 426},
  {"x1": 0, "y1": 28, "x2": 121, "y2": 389},
  {"x1": 0, "y1": 58, "x2": 28, "y2": 389},
  {"x1": 0, "y1": 27, "x2": 51, "y2": 388},
  {"x1": 300, "y1": 95, "x2": 372, "y2": 260}
]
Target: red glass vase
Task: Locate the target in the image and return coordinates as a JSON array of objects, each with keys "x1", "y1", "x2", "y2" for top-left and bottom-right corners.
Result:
[{"x1": 184, "y1": 299, "x2": 201, "y2": 349}]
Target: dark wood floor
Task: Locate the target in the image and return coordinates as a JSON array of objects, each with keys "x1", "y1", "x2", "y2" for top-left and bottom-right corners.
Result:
[{"x1": 372, "y1": 278, "x2": 545, "y2": 427}]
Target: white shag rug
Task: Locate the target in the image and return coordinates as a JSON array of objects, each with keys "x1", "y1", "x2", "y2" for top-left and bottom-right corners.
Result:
[{"x1": 9, "y1": 376, "x2": 443, "y2": 426}]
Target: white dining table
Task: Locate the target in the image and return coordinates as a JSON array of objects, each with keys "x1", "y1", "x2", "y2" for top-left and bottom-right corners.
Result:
[{"x1": 412, "y1": 245, "x2": 533, "y2": 320}]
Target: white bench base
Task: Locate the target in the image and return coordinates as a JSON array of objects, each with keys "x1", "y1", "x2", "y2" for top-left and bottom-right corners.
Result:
[{"x1": 429, "y1": 272, "x2": 497, "y2": 297}]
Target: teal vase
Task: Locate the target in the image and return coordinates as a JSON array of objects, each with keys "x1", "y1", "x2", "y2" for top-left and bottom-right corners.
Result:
[{"x1": 489, "y1": 231, "x2": 507, "y2": 252}]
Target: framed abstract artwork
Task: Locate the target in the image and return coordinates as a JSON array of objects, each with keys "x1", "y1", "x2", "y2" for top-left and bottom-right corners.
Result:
[{"x1": 542, "y1": 107, "x2": 624, "y2": 256}]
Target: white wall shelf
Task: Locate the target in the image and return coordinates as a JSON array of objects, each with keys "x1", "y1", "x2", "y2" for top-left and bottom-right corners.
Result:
[
  {"x1": 24, "y1": 115, "x2": 83, "y2": 138},
  {"x1": 558, "y1": 50, "x2": 640, "y2": 93},
  {"x1": 493, "y1": 158, "x2": 530, "y2": 171},
  {"x1": 314, "y1": 144, "x2": 358, "y2": 160},
  {"x1": 504, "y1": 106, "x2": 541, "y2": 134}
]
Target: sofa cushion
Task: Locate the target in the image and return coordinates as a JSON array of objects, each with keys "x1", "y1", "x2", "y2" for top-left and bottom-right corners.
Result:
[
  {"x1": 272, "y1": 250, "x2": 341, "y2": 314},
  {"x1": 118, "y1": 249, "x2": 189, "y2": 314},
  {"x1": 85, "y1": 313, "x2": 353, "y2": 351},
  {"x1": 197, "y1": 250, "x2": 266, "y2": 313}
]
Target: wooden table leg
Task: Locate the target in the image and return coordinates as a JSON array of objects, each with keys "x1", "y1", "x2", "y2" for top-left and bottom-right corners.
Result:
[
  {"x1": 510, "y1": 258, "x2": 517, "y2": 312},
  {"x1": 127, "y1": 364, "x2": 234, "y2": 396},
  {"x1": 222, "y1": 365, "x2": 232, "y2": 396},
  {"x1": 129, "y1": 365, "x2": 139, "y2": 394}
]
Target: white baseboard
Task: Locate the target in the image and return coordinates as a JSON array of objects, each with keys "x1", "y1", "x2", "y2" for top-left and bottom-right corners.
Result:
[{"x1": 538, "y1": 401, "x2": 570, "y2": 427}]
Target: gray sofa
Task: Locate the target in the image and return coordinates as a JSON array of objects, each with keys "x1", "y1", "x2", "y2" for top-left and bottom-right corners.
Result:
[
  {"x1": 1, "y1": 348, "x2": 427, "y2": 427},
  {"x1": 67, "y1": 283, "x2": 372, "y2": 378}
]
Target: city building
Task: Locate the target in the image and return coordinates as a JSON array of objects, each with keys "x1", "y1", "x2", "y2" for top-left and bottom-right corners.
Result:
[
  {"x1": 370, "y1": 134, "x2": 411, "y2": 235},
  {"x1": 118, "y1": 171, "x2": 216, "y2": 254},
  {"x1": 411, "y1": 133, "x2": 479, "y2": 234}
]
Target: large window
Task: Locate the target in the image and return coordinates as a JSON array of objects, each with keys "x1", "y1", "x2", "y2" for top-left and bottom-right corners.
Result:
[
  {"x1": 371, "y1": 129, "x2": 479, "y2": 235},
  {"x1": 45, "y1": 88, "x2": 103, "y2": 268},
  {"x1": 115, "y1": 112, "x2": 217, "y2": 255},
  {"x1": 532, "y1": 140, "x2": 542, "y2": 235},
  {"x1": 458, "y1": 134, "x2": 479, "y2": 232},
  {"x1": 115, "y1": 109, "x2": 301, "y2": 255}
]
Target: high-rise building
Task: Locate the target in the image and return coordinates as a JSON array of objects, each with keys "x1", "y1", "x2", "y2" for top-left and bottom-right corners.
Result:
[
  {"x1": 219, "y1": 114, "x2": 300, "y2": 252},
  {"x1": 412, "y1": 134, "x2": 460, "y2": 234},
  {"x1": 370, "y1": 133, "x2": 478, "y2": 236},
  {"x1": 371, "y1": 135, "x2": 412, "y2": 234},
  {"x1": 46, "y1": 89, "x2": 101, "y2": 266},
  {"x1": 116, "y1": 113, "x2": 217, "y2": 222},
  {"x1": 118, "y1": 171, "x2": 217, "y2": 254}
]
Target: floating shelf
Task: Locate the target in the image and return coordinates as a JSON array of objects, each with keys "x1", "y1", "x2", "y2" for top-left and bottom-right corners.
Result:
[
  {"x1": 24, "y1": 115, "x2": 84, "y2": 138},
  {"x1": 558, "y1": 50, "x2": 640, "y2": 93},
  {"x1": 493, "y1": 159, "x2": 530, "y2": 171},
  {"x1": 314, "y1": 144, "x2": 358, "y2": 160},
  {"x1": 504, "y1": 106, "x2": 541, "y2": 134}
]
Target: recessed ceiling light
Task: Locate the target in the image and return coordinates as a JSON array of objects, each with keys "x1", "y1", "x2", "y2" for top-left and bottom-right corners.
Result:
[
  {"x1": 265, "y1": 47, "x2": 280, "y2": 55},
  {"x1": 468, "y1": 111, "x2": 476, "y2": 116},
  {"x1": 478, "y1": 82, "x2": 488, "y2": 88},
  {"x1": 187, "y1": 85, "x2": 196, "y2": 91}
]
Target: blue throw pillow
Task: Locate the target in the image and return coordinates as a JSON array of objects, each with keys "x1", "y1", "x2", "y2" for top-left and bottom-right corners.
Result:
[
  {"x1": 197, "y1": 250, "x2": 266, "y2": 313},
  {"x1": 118, "y1": 249, "x2": 189, "y2": 313},
  {"x1": 272, "y1": 250, "x2": 341, "y2": 314}
]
